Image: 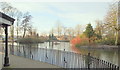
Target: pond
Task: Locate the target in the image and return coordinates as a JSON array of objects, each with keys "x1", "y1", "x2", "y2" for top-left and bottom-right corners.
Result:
[{"x1": 8, "y1": 42, "x2": 118, "y2": 66}]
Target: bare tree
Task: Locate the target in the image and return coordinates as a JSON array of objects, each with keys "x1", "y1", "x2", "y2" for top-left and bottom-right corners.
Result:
[
  {"x1": 75, "y1": 24, "x2": 82, "y2": 36},
  {"x1": 0, "y1": 2, "x2": 34, "y2": 40},
  {"x1": 0, "y1": 2, "x2": 18, "y2": 43},
  {"x1": 16, "y1": 11, "x2": 23, "y2": 39},
  {"x1": 104, "y1": 2, "x2": 119, "y2": 45},
  {"x1": 95, "y1": 20, "x2": 104, "y2": 38},
  {"x1": 27, "y1": 25, "x2": 33, "y2": 36},
  {"x1": 21, "y1": 12, "x2": 32, "y2": 38},
  {"x1": 0, "y1": 2, "x2": 12, "y2": 14},
  {"x1": 71, "y1": 28, "x2": 75, "y2": 38},
  {"x1": 66, "y1": 27, "x2": 73, "y2": 40},
  {"x1": 62, "y1": 26, "x2": 67, "y2": 36},
  {"x1": 55, "y1": 20, "x2": 62, "y2": 37},
  {"x1": 41, "y1": 32, "x2": 47, "y2": 37},
  {"x1": 49, "y1": 28, "x2": 55, "y2": 35}
]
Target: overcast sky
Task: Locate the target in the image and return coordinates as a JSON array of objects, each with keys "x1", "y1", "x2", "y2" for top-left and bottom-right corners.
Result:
[{"x1": 8, "y1": 1, "x2": 113, "y2": 34}]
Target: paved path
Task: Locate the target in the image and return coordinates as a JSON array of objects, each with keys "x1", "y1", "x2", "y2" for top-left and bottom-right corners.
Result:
[
  {"x1": 0, "y1": 52, "x2": 4, "y2": 69},
  {"x1": 0, "y1": 52, "x2": 2, "y2": 69},
  {"x1": 0, "y1": 52, "x2": 60, "y2": 68}
]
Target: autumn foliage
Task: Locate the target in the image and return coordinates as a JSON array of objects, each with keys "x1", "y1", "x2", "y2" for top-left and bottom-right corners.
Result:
[
  {"x1": 70, "y1": 34, "x2": 89, "y2": 47},
  {"x1": 70, "y1": 36, "x2": 81, "y2": 45}
]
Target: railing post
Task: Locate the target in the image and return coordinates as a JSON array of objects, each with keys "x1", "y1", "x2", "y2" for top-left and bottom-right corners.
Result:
[
  {"x1": 97, "y1": 58, "x2": 99, "y2": 68},
  {"x1": 106, "y1": 61, "x2": 108, "y2": 69},
  {"x1": 112, "y1": 64, "x2": 114, "y2": 70},
  {"x1": 104, "y1": 61, "x2": 106, "y2": 68},
  {"x1": 117, "y1": 66, "x2": 119, "y2": 70},
  {"x1": 88, "y1": 53, "x2": 90, "y2": 70},
  {"x1": 108, "y1": 62, "x2": 109, "y2": 68},
  {"x1": 110, "y1": 63, "x2": 112, "y2": 70},
  {"x1": 94, "y1": 57, "x2": 96, "y2": 68}
]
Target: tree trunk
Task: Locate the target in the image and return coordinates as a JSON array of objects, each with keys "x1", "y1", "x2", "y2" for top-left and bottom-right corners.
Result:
[
  {"x1": 89, "y1": 38, "x2": 91, "y2": 50},
  {"x1": 10, "y1": 25, "x2": 14, "y2": 49},
  {"x1": 115, "y1": 30, "x2": 118, "y2": 45},
  {"x1": 17, "y1": 28, "x2": 18, "y2": 39},
  {"x1": 23, "y1": 29, "x2": 26, "y2": 38},
  {"x1": 16, "y1": 20, "x2": 19, "y2": 39}
]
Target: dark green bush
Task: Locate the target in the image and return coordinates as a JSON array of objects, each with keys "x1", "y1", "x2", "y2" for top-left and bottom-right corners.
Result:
[
  {"x1": 96, "y1": 38, "x2": 115, "y2": 45},
  {"x1": 16, "y1": 37, "x2": 44, "y2": 44},
  {"x1": 75, "y1": 44, "x2": 81, "y2": 48}
]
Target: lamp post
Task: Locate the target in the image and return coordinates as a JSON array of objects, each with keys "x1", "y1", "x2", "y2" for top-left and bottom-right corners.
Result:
[{"x1": 0, "y1": 12, "x2": 15, "y2": 67}]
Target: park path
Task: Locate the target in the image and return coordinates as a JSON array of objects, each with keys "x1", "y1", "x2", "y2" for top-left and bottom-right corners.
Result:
[
  {"x1": 0, "y1": 52, "x2": 3, "y2": 69},
  {"x1": 0, "y1": 52, "x2": 60, "y2": 68}
]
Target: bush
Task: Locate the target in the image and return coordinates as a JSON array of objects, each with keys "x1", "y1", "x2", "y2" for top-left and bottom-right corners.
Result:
[
  {"x1": 16, "y1": 37, "x2": 44, "y2": 44},
  {"x1": 75, "y1": 44, "x2": 81, "y2": 48},
  {"x1": 70, "y1": 36, "x2": 89, "y2": 47},
  {"x1": 96, "y1": 38, "x2": 115, "y2": 45}
]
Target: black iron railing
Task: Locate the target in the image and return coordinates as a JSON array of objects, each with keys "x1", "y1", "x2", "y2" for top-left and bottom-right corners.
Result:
[
  {"x1": 9, "y1": 45, "x2": 119, "y2": 70},
  {"x1": 87, "y1": 53, "x2": 119, "y2": 70}
]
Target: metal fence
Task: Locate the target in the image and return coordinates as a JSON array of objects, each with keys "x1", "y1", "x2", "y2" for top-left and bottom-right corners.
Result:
[
  {"x1": 87, "y1": 53, "x2": 119, "y2": 70},
  {"x1": 9, "y1": 45, "x2": 119, "y2": 69}
]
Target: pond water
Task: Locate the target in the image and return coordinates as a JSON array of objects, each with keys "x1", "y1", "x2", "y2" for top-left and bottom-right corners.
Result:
[{"x1": 9, "y1": 42, "x2": 118, "y2": 66}]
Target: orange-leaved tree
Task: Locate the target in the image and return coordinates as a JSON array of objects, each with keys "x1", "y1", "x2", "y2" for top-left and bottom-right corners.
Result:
[{"x1": 70, "y1": 34, "x2": 89, "y2": 47}]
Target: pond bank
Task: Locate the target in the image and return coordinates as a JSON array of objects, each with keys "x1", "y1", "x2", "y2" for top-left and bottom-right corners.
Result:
[{"x1": 78, "y1": 45, "x2": 118, "y2": 50}]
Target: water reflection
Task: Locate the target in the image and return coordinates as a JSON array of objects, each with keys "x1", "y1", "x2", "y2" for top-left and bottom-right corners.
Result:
[
  {"x1": 77, "y1": 47, "x2": 118, "y2": 66},
  {"x1": 10, "y1": 42, "x2": 118, "y2": 66}
]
